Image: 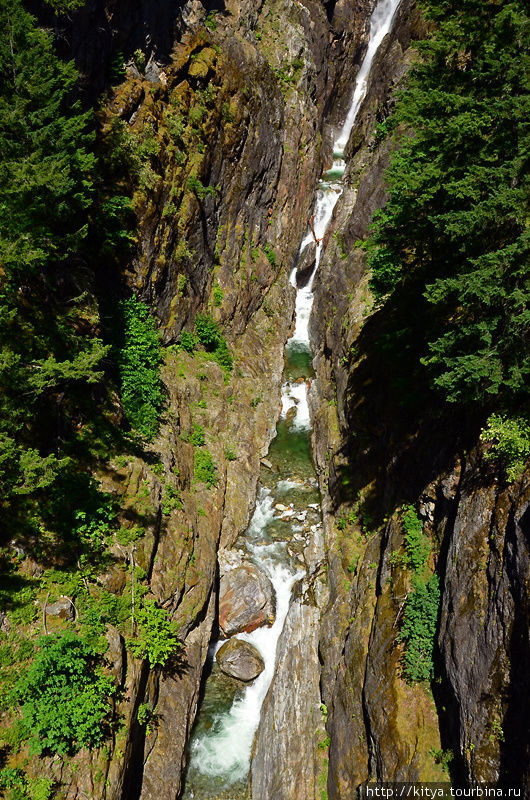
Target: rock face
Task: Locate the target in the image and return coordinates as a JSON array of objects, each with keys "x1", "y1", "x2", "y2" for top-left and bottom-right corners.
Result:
[
  {"x1": 219, "y1": 564, "x2": 275, "y2": 637},
  {"x1": 251, "y1": 575, "x2": 326, "y2": 800},
  {"x1": 308, "y1": 0, "x2": 530, "y2": 795},
  {"x1": 216, "y1": 638, "x2": 265, "y2": 682}
]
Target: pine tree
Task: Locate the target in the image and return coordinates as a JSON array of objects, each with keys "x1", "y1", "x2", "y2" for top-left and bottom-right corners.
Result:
[
  {"x1": 0, "y1": 0, "x2": 107, "y2": 505},
  {"x1": 368, "y1": 0, "x2": 530, "y2": 406}
]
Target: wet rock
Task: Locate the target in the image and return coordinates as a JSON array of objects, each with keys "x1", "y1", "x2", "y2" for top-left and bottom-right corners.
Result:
[
  {"x1": 216, "y1": 638, "x2": 264, "y2": 682},
  {"x1": 296, "y1": 242, "x2": 317, "y2": 288},
  {"x1": 219, "y1": 563, "x2": 275, "y2": 636},
  {"x1": 46, "y1": 597, "x2": 75, "y2": 620},
  {"x1": 251, "y1": 579, "x2": 323, "y2": 800}
]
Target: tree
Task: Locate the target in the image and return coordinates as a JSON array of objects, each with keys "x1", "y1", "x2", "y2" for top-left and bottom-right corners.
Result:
[
  {"x1": 368, "y1": 0, "x2": 530, "y2": 406},
  {"x1": 0, "y1": 0, "x2": 108, "y2": 505}
]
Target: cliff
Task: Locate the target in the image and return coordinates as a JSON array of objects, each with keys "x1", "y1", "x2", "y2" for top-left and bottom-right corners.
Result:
[{"x1": 1, "y1": 0, "x2": 528, "y2": 798}]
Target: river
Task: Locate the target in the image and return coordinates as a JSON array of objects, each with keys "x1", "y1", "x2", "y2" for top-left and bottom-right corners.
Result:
[{"x1": 181, "y1": 0, "x2": 401, "y2": 796}]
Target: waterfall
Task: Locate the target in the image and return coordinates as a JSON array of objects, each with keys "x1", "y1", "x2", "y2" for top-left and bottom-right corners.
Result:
[{"x1": 181, "y1": 1, "x2": 400, "y2": 795}]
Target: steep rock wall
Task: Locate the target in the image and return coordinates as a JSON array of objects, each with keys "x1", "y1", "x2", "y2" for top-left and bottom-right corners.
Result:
[{"x1": 309, "y1": 0, "x2": 530, "y2": 796}]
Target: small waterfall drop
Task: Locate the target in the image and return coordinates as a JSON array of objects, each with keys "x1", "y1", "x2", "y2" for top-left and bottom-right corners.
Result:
[{"x1": 181, "y1": 1, "x2": 400, "y2": 795}]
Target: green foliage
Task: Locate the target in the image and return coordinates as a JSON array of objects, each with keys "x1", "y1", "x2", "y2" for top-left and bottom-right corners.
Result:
[
  {"x1": 264, "y1": 243, "x2": 277, "y2": 268},
  {"x1": 74, "y1": 499, "x2": 116, "y2": 557},
  {"x1": 190, "y1": 424, "x2": 206, "y2": 447},
  {"x1": 186, "y1": 175, "x2": 219, "y2": 201},
  {"x1": 401, "y1": 505, "x2": 430, "y2": 573},
  {"x1": 133, "y1": 48, "x2": 146, "y2": 74},
  {"x1": 193, "y1": 449, "x2": 218, "y2": 488},
  {"x1": 205, "y1": 10, "x2": 218, "y2": 30},
  {"x1": 481, "y1": 414, "x2": 530, "y2": 482},
  {"x1": 195, "y1": 313, "x2": 221, "y2": 349},
  {"x1": 117, "y1": 297, "x2": 163, "y2": 439},
  {"x1": 129, "y1": 597, "x2": 180, "y2": 668},
  {"x1": 178, "y1": 330, "x2": 198, "y2": 353},
  {"x1": 213, "y1": 282, "x2": 224, "y2": 307},
  {"x1": 224, "y1": 447, "x2": 237, "y2": 462},
  {"x1": 109, "y1": 51, "x2": 126, "y2": 83},
  {"x1": 0, "y1": 0, "x2": 111, "y2": 506},
  {"x1": 399, "y1": 574, "x2": 440, "y2": 683},
  {"x1": 429, "y1": 747, "x2": 453, "y2": 771},
  {"x1": 136, "y1": 702, "x2": 151, "y2": 727},
  {"x1": 367, "y1": 0, "x2": 530, "y2": 406},
  {"x1": 161, "y1": 483, "x2": 182, "y2": 515},
  {"x1": 44, "y1": 0, "x2": 85, "y2": 12},
  {"x1": 13, "y1": 633, "x2": 115, "y2": 755},
  {"x1": 194, "y1": 314, "x2": 233, "y2": 372}
]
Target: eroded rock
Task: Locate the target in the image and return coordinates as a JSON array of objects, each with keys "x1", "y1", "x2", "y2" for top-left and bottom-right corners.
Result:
[
  {"x1": 216, "y1": 638, "x2": 265, "y2": 682},
  {"x1": 219, "y1": 563, "x2": 275, "y2": 636}
]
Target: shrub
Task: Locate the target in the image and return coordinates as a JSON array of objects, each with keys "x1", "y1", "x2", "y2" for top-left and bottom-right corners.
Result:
[
  {"x1": 13, "y1": 633, "x2": 115, "y2": 755},
  {"x1": 264, "y1": 243, "x2": 277, "y2": 267},
  {"x1": 481, "y1": 414, "x2": 530, "y2": 483},
  {"x1": 178, "y1": 330, "x2": 198, "y2": 353},
  {"x1": 190, "y1": 424, "x2": 205, "y2": 447},
  {"x1": 129, "y1": 597, "x2": 180, "y2": 668},
  {"x1": 402, "y1": 505, "x2": 430, "y2": 574},
  {"x1": 195, "y1": 313, "x2": 221, "y2": 349},
  {"x1": 195, "y1": 314, "x2": 233, "y2": 372},
  {"x1": 118, "y1": 297, "x2": 163, "y2": 439},
  {"x1": 399, "y1": 574, "x2": 440, "y2": 684},
  {"x1": 194, "y1": 449, "x2": 217, "y2": 488}
]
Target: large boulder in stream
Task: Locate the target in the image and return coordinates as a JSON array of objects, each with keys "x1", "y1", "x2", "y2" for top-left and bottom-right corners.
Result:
[
  {"x1": 295, "y1": 241, "x2": 317, "y2": 288},
  {"x1": 219, "y1": 563, "x2": 275, "y2": 636},
  {"x1": 216, "y1": 638, "x2": 265, "y2": 682}
]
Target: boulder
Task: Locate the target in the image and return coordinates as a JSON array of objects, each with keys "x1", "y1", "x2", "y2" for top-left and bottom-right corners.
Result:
[
  {"x1": 216, "y1": 638, "x2": 265, "y2": 682},
  {"x1": 295, "y1": 242, "x2": 317, "y2": 288},
  {"x1": 46, "y1": 597, "x2": 75, "y2": 620},
  {"x1": 218, "y1": 563, "x2": 275, "y2": 636}
]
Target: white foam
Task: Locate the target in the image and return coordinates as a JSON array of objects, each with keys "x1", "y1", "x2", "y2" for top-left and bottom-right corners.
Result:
[
  {"x1": 189, "y1": 522, "x2": 302, "y2": 783},
  {"x1": 281, "y1": 380, "x2": 310, "y2": 431}
]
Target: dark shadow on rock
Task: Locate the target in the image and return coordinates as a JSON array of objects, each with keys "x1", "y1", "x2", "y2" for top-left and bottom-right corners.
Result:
[
  {"x1": 330, "y1": 276, "x2": 481, "y2": 526},
  {"x1": 498, "y1": 503, "x2": 530, "y2": 788},
  {"x1": 161, "y1": 644, "x2": 191, "y2": 680}
]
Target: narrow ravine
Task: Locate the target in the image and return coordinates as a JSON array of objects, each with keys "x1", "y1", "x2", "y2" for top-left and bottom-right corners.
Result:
[{"x1": 181, "y1": 2, "x2": 401, "y2": 797}]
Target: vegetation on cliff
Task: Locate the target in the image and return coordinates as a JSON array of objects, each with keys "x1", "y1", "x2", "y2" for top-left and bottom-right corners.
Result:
[{"x1": 367, "y1": 0, "x2": 529, "y2": 414}]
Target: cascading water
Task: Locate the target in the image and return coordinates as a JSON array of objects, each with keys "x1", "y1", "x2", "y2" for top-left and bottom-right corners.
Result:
[{"x1": 181, "y1": 1, "x2": 400, "y2": 796}]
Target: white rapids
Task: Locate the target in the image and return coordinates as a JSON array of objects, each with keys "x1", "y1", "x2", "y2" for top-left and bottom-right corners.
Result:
[
  {"x1": 183, "y1": 0, "x2": 401, "y2": 794},
  {"x1": 281, "y1": 0, "x2": 401, "y2": 431}
]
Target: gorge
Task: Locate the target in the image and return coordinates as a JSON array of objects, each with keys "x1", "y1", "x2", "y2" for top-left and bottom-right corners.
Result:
[{"x1": 0, "y1": 0, "x2": 529, "y2": 799}]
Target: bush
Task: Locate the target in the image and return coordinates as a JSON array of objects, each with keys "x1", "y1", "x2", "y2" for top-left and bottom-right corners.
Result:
[
  {"x1": 481, "y1": 414, "x2": 530, "y2": 483},
  {"x1": 194, "y1": 449, "x2": 217, "y2": 488},
  {"x1": 13, "y1": 633, "x2": 115, "y2": 755},
  {"x1": 195, "y1": 313, "x2": 221, "y2": 349},
  {"x1": 178, "y1": 330, "x2": 198, "y2": 353},
  {"x1": 195, "y1": 314, "x2": 233, "y2": 371},
  {"x1": 129, "y1": 597, "x2": 180, "y2": 668},
  {"x1": 399, "y1": 575, "x2": 440, "y2": 684},
  {"x1": 190, "y1": 423, "x2": 205, "y2": 446},
  {"x1": 402, "y1": 505, "x2": 430, "y2": 574},
  {"x1": 118, "y1": 297, "x2": 163, "y2": 439}
]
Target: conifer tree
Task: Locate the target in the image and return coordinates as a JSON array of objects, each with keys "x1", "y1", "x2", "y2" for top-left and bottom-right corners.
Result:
[
  {"x1": 368, "y1": 0, "x2": 530, "y2": 406},
  {"x1": 0, "y1": 0, "x2": 107, "y2": 503}
]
